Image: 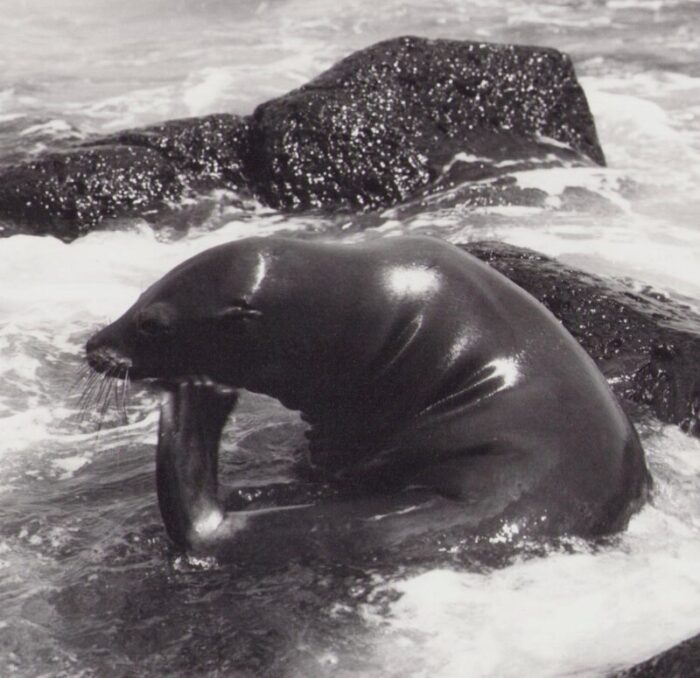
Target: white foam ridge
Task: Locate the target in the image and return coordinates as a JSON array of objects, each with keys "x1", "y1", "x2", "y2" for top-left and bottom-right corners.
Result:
[{"x1": 302, "y1": 427, "x2": 700, "y2": 678}]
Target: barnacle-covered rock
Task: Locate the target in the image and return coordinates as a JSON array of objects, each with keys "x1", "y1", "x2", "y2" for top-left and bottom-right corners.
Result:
[
  {"x1": 0, "y1": 37, "x2": 602, "y2": 239},
  {"x1": 249, "y1": 36, "x2": 604, "y2": 211},
  {"x1": 94, "y1": 113, "x2": 251, "y2": 191},
  {"x1": 0, "y1": 145, "x2": 181, "y2": 240}
]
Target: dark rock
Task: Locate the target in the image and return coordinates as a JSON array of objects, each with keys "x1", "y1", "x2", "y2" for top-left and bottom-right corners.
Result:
[
  {"x1": 611, "y1": 631, "x2": 700, "y2": 677},
  {"x1": 0, "y1": 145, "x2": 182, "y2": 240},
  {"x1": 462, "y1": 241, "x2": 700, "y2": 436},
  {"x1": 94, "y1": 113, "x2": 252, "y2": 191},
  {"x1": 0, "y1": 114, "x2": 253, "y2": 241},
  {"x1": 0, "y1": 37, "x2": 603, "y2": 240},
  {"x1": 249, "y1": 36, "x2": 604, "y2": 211}
]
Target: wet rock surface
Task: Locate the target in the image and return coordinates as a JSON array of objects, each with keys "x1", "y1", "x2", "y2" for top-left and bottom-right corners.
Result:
[
  {"x1": 462, "y1": 241, "x2": 700, "y2": 437},
  {"x1": 250, "y1": 37, "x2": 603, "y2": 211},
  {"x1": 0, "y1": 145, "x2": 181, "y2": 240},
  {"x1": 611, "y1": 631, "x2": 700, "y2": 677},
  {"x1": 0, "y1": 37, "x2": 603, "y2": 240},
  {"x1": 93, "y1": 113, "x2": 252, "y2": 193}
]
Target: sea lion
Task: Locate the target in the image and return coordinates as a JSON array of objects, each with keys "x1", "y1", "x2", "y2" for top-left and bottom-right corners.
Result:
[{"x1": 85, "y1": 236, "x2": 650, "y2": 560}]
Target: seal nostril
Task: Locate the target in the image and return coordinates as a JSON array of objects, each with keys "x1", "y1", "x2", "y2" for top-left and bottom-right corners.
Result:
[
  {"x1": 85, "y1": 335, "x2": 99, "y2": 354},
  {"x1": 86, "y1": 346, "x2": 133, "y2": 377}
]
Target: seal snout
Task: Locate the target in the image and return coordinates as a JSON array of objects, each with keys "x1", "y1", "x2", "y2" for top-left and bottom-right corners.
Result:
[{"x1": 85, "y1": 335, "x2": 132, "y2": 378}]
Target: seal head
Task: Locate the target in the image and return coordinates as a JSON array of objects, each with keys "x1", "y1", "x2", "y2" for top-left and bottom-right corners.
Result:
[{"x1": 86, "y1": 241, "x2": 266, "y2": 384}]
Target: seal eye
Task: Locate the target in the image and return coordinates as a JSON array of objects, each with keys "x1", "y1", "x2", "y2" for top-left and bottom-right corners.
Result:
[
  {"x1": 136, "y1": 303, "x2": 174, "y2": 339},
  {"x1": 140, "y1": 316, "x2": 169, "y2": 337}
]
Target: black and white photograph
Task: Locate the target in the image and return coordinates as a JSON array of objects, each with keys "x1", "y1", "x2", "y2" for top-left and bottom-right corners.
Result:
[{"x1": 1, "y1": 0, "x2": 699, "y2": 676}]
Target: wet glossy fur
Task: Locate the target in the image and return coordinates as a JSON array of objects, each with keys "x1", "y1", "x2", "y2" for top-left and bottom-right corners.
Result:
[{"x1": 86, "y1": 236, "x2": 651, "y2": 559}]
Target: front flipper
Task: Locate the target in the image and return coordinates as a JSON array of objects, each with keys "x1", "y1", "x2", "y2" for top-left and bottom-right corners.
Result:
[
  {"x1": 155, "y1": 382, "x2": 474, "y2": 562},
  {"x1": 155, "y1": 383, "x2": 579, "y2": 564},
  {"x1": 156, "y1": 379, "x2": 239, "y2": 549}
]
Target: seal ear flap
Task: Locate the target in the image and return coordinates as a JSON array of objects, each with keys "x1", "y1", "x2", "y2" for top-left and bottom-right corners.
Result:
[{"x1": 216, "y1": 300, "x2": 262, "y2": 321}]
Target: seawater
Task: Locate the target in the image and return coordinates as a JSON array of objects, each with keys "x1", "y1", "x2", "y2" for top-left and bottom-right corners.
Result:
[{"x1": 1, "y1": 0, "x2": 700, "y2": 676}]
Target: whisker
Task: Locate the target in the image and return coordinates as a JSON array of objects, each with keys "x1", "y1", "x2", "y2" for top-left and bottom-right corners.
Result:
[
  {"x1": 73, "y1": 369, "x2": 95, "y2": 408},
  {"x1": 94, "y1": 371, "x2": 111, "y2": 407},
  {"x1": 119, "y1": 369, "x2": 131, "y2": 423},
  {"x1": 108, "y1": 368, "x2": 126, "y2": 424},
  {"x1": 79, "y1": 371, "x2": 100, "y2": 404},
  {"x1": 77, "y1": 368, "x2": 98, "y2": 399},
  {"x1": 83, "y1": 372, "x2": 111, "y2": 427},
  {"x1": 69, "y1": 363, "x2": 93, "y2": 395},
  {"x1": 96, "y1": 372, "x2": 116, "y2": 431},
  {"x1": 77, "y1": 371, "x2": 102, "y2": 422},
  {"x1": 74, "y1": 360, "x2": 132, "y2": 430}
]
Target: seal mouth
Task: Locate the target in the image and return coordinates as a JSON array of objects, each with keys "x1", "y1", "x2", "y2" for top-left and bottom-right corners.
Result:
[
  {"x1": 82, "y1": 343, "x2": 237, "y2": 428},
  {"x1": 85, "y1": 342, "x2": 237, "y2": 394},
  {"x1": 151, "y1": 375, "x2": 238, "y2": 398}
]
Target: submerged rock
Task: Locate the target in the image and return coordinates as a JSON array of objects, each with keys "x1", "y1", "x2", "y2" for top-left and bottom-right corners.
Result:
[
  {"x1": 463, "y1": 241, "x2": 700, "y2": 437},
  {"x1": 0, "y1": 37, "x2": 603, "y2": 241}
]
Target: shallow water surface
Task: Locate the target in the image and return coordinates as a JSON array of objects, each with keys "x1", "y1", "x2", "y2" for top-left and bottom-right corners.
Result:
[{"x1": 1, "y1": 0, "x2": 700, "y2": 676}]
